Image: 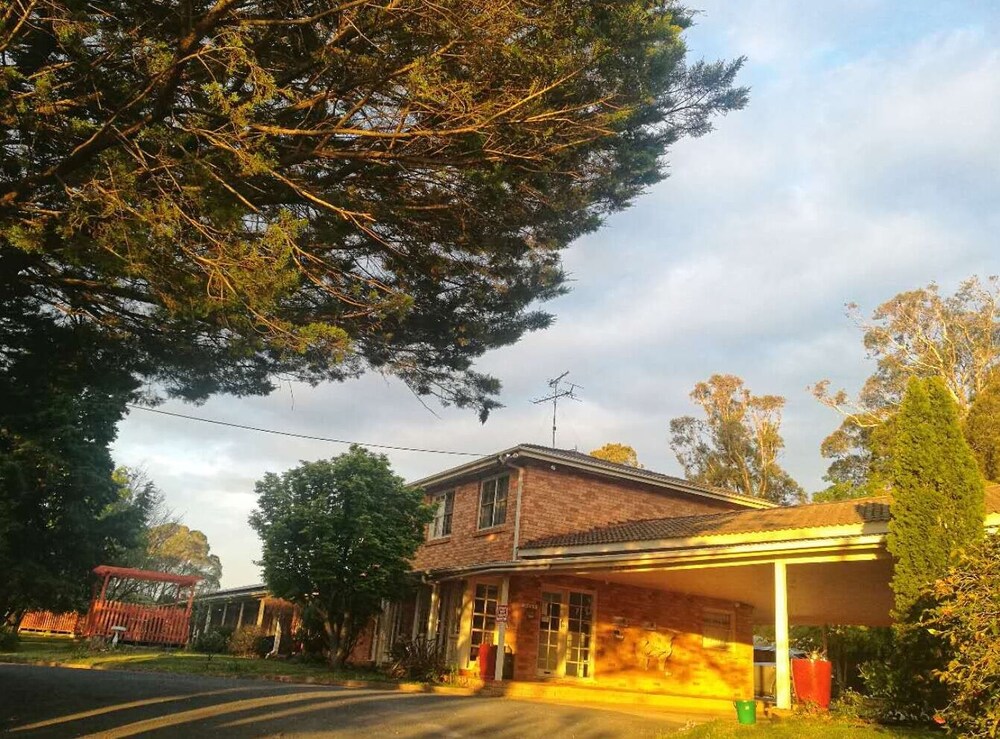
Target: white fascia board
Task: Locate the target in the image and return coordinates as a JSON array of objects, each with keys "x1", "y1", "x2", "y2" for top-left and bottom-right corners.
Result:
[
  {"x1": 406, "y1": 446, "x2": 521, "y2": 489},
  {"x1": 520, "y1": 522, "x2": 887, "y2": 559},
  {"x1": 423, "y1": 534, "x2": 888, "y2": 580}
]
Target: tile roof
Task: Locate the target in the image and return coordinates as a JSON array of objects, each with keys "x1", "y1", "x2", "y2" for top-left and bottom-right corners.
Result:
[{"x1": 523, "y1": 483, "x2": 1000, "y2": 550}]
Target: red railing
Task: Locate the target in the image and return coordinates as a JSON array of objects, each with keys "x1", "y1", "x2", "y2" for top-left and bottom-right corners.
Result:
[
  {"x1": 83, "y1": 601, "x2": 191, "y2": 646},
  {"x1": 18, "y1": 611, "x2": 80, "y2": 635}
]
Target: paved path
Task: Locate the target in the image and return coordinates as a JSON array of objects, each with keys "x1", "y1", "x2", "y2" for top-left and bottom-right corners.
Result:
[{"x1": 0, "y1": 664, "x2": 700, "y2": 738}]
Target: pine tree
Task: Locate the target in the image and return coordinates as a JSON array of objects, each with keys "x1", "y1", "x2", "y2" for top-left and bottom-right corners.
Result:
[
  {"x1": 964, "y1": 369, "x2": 1000, "y2": 482},
  {"x1": 886, "y1": 377, "x2": 985, "y2": 620}
]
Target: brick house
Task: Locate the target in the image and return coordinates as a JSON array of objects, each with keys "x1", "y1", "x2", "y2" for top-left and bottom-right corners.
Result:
[{"x1": 361, "y1": 444, "x2": 1000, "y2": 709}]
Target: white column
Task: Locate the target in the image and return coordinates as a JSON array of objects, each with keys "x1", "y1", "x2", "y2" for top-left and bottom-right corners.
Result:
[
  {"x1": 494, "y1": 576, "x2": 510, "y2": 681},
  {"x1": 774, "y1": 561, "x2": 791, "y2": 709},
  {"x1": 427, "y1": 583, "x2": 440, "y2": 642},
  {"x1": 204, "y1": 604, "x2": 212, "y2": 631},
  {"x1": 411, "y1": 589, "x2": 423, "y2": 640},
  {"x1": 256, "y1": 598, "x2": 266, "y2": 627},
  {"x1": 237, "y1": 601, "x2": 245, "y2": 628}
]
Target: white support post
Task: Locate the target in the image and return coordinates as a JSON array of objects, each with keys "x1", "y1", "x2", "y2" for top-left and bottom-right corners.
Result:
[
  {"x1": 427, "y1": 583, "x2": 440, "y2": 643},
  {"x1": 221, "y1": 602, "x2": 228, "y2": 626},
  {"x1": 237, "y1": 601, "x2": 245, "y2": 629},
  {"x1": 774, "y1": 561, "x2": 791, "y2": 710},
  {"x1": 256, "y1": 598, "x2": 266, "y2": 627},
  {"x1": 494, "y1": 576, "x2": 510, "y2": 682},
  {"x1": 204, "y1": 604, "x2": 212, "y2": 631}
]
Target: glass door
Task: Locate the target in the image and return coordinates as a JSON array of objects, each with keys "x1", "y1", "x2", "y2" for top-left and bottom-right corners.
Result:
[
  {"x1": 536, "y1": 591, "x2": 562, "y2": 676},
  {"x1": 535, "y1": 589, "x2": 594, "y2": 678},
  {"x1": 565, "y1": 592, "x2": 593, "y2": 677}
]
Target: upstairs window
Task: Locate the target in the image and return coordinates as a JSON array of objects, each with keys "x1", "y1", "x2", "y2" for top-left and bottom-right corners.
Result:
[
  {"x1": 429, "y1": 491, "x2": 454, "y2": 539},
  {"x1": 478, "y1": 475, "x2": 509, "y2": 530}
]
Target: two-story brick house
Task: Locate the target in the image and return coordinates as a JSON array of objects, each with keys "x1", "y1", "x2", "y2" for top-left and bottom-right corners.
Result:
[
  {"x1": 363, "y1": 445, "x2": 1000, "y2": 709},
  {"x1": 363, "y1": 444, "x2": 775, "y2": 702}
]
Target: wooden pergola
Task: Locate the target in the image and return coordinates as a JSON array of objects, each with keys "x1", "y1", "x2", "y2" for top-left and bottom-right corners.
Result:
[{"x1": 82, "y1": 566, "x2": 201, "y2": 647}]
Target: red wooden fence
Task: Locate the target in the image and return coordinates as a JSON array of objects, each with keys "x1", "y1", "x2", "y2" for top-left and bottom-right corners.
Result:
[
  {"x1": 83, "y1": 601, "x2": 191, "y2": 646},
  {"x1": 18, "y1": 611, "x2": 80, "y2": 636}
]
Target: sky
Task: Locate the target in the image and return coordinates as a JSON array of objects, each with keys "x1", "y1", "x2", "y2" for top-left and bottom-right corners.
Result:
[{"x1": 112, "y1": 1, "x2": 1000, "y2": 588}]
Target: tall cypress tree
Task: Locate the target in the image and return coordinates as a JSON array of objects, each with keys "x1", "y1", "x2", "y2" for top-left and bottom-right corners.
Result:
[
  {"x1": 964, "y1": 369, "x2": 1000, "y2": 482},
  {"x1": 886, "y1": 376, "x2": 985, "y2": 619}
]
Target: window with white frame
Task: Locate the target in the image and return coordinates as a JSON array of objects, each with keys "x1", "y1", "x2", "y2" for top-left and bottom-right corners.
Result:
[
  {"x1": 702, "y1": 609, "x2": 734, "y2": 650},
  {"x1": 429, "y1": 490, "x2": 454, "y2": 539},
  {"x1": 469, "y1": 582, "x2": 499, "y2": 662},
  {"x1": 477, "y1": 475, "x2": 509, "y2": 530}
]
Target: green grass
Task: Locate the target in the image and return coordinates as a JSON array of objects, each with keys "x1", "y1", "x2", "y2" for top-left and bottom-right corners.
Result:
[
  {"x1": 675, "y1": 716, "x2": 939, "y2": 738},
  {"x1": 1, "y1": 635, "x2": 394, "y2": 684}
]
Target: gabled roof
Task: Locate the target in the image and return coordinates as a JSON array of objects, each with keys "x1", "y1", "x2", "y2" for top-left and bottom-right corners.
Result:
[
  {"x1": 522, "y1": 484, "x2": 1000, "y2": 551},
  {"x1": 408, "y1": 443, "x2": 775, "y2": 510}
]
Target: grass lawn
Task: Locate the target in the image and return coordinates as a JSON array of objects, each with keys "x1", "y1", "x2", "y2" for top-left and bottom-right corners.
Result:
[
  {"x1": 1, "y1": 635, "x2": 395, "y2": 684},
  {"x1": 675, "y1": 716, "x2": 940, "y2": 738}
]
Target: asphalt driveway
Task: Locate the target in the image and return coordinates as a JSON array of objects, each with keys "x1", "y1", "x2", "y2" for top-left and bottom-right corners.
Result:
[{"x1": 0, "y1": 664, "x2": 699, "y2": 737}]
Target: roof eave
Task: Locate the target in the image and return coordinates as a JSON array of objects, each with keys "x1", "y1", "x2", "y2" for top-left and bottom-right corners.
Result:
[{"x1": 407, "y1": 444, "x2": 774, "y2": 510}]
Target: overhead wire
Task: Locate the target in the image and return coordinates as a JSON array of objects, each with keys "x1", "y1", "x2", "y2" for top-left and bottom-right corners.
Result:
[{"x1": 125, "y1": 404, "x2": 488, "y2": 457}]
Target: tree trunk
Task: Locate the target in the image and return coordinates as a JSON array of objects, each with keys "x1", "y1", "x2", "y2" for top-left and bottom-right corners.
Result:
[{"x1": 324, "y1": 616, "x2": 343, "y2": 668}]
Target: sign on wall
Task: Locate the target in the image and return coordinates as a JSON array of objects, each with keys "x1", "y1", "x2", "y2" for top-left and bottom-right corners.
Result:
[{"x1": 497, "y1": 605, "x2": 509, "y2": 624}]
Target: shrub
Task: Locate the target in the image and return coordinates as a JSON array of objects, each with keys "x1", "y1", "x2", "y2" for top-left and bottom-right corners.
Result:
[
  {"x1": 924, "y1": 534, "x2": 1000, "y2": 738},
  {"x1": 227, "y1": 625, "x2": 272, "y2": 657},
  {"x1": 386, "y1": 637, "x2": 447, "y2": 682},
  {"x1": 0, "y1": 624, "x2": 19, "y2": 651},
  {"x1": 191, "y1": 629, "x2": 228, "y2": 654}
]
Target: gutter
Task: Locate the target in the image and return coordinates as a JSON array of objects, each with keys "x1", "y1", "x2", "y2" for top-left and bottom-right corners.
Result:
[
  {"x1": 421, "y1": 533, "x2": 889, "y2": 580},
  {"x1": 501, "y1": 452, "x2": 527, "y2": 560}
]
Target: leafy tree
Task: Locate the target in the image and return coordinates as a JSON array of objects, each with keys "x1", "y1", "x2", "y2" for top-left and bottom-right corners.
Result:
[
  {"x1": 885, "y1": 376, "x2": 985, "y2": 619},
  {"x1": 814, "y1": 276, "x2": 1000, "y2": 498},
  {"x1": 963, "y1": 369, "x2": 1000, "y2": 482},
  {"x1": 669, "y1": 374, "x2": 804, "y2": 504},
  {"x1": 925, "y1": 533, "x2": 1000, "y2": 738},
  {"x1": 0, "y1": 315, "x2": 145, "y2": 622},
  {"x1": 249, "y1": 446, "x2": 432, "y2": 666},
  {"x1": 589, "y1": 442, "x2": 642, "y2": 467},
  {"x1": 1, "y1": 0, "x2": 747, "y2": 417},
  {"x1": 886, "y1": 377, "x2": 984, "y2": 618},
  {"x1": 109, "y1": 468, "x2": 223, "y2": 600}
]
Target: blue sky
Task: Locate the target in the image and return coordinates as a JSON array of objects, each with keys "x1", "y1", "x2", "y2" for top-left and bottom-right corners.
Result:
[{"x1": 112, "y1": 1, "x2": 1000, "y2": 587}]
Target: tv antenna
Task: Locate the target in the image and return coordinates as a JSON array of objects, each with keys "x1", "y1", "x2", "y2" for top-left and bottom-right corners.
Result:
[{"x1": 532, "y1": 371, "x2": 582, "y2": 448}]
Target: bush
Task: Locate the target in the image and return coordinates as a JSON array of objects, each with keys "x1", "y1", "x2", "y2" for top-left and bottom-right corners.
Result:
[
  {"x1": 924, "y1": 534, "x2": 1000, "y2": 738},
  {"x1": 191, "y1": 629, "x2": 228, "y2": 654},
  {"x1": 386, "y1": 637, "x2": 447, "y2": 682},
  {"x1": 227, "y1": 625, "x2": 273, "y2": 657},
  {"x1": 0, "y1": 624, "x2": 19, "y2": 651}
]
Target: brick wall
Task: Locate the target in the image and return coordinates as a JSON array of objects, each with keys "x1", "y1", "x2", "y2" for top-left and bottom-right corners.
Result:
[
  {"x1": 411, "y1": 474, "x2": 517, "y2": 571},
  {"x1": 498, "y1": 574, "x2": 753, "y2": 699},
  {"x1": 516, "y1": 462, "x2": 738, "y2": 545},
  {"x1": 411, "y1": 460, "x2": 742, "y2": 573}
]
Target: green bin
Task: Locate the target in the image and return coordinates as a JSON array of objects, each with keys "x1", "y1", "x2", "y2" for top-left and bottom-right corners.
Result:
[{"x1": 734, "y1": 699, "x2": 757, "y2": 725}]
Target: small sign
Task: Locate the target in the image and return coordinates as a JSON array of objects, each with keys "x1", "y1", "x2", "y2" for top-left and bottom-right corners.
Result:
[{"x1": 497, "y1": 605, "x2": 509, "y2": 624}]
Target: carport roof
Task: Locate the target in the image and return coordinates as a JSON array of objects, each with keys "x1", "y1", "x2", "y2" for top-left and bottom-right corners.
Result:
[{"x1": 522, "y1": 484, "x2": 1000, "y2": 550}]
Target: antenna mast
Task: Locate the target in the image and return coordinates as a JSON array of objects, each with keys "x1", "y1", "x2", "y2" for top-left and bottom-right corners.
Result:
[{"x1": 531, "y1": 372, "x2": 582, "y2": 448}]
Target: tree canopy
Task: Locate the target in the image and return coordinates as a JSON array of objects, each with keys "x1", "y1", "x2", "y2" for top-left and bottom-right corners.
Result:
[
  {"x1": 0, "y1": 317, "x2": 146, "y2": 621},
  {"x1": 589, "y1": 442, "x2": 641, "y2": 467},
  {"x1": 814, "y1": 276, "x2": 1000, "y2": 499},
  {"x1": 669, "y1": 374, "x2": 803, "y2": 505},
  {"x1": 1, "y1": 0, "x2": 747, "y2": 415},
  {"x1": 249, "y1": 446, "x2": 432, "y2": 665}
]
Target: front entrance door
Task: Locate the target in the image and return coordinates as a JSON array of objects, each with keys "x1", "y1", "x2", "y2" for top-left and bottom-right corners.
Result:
[{"x1": 536, "y1": 589, "x2": 594, "y2": 678}]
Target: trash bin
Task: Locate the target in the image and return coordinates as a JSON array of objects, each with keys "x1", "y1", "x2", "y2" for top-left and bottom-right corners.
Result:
[
  {"x1": 502, "y1": 647, "x2": 514, "y2": 680},
  {"x1": 791, "y1": 658, "x2": 833, "y2": 709},
  {"x1": 478, "y1": 644, "x2": 497, "y2": 681},
  {"x1": 734, "y1": 699, "x2": 757, "y2": 725}
]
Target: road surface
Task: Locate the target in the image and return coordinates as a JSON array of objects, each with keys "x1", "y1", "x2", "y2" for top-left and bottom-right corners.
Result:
[{"x1": 0, "y1": 664, "x2": 700, "y2": 738}]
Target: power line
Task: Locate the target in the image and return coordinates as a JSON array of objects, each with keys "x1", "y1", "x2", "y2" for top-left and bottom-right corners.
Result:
[{"x1": 125, "y1": 404, "x2": 487, "y2": 457}]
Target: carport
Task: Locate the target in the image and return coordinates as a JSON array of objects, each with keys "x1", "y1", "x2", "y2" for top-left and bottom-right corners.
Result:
[{"x1": 512, "y1": 496, "x2": 959, "y2": 709}]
